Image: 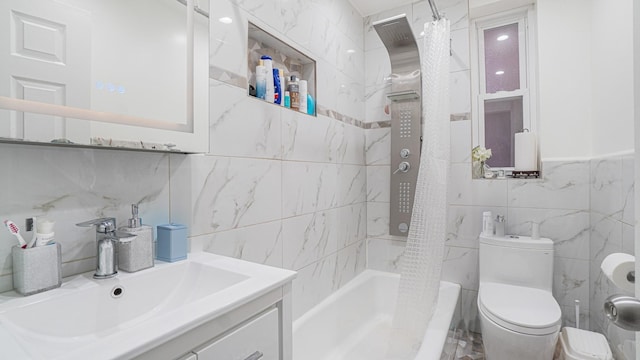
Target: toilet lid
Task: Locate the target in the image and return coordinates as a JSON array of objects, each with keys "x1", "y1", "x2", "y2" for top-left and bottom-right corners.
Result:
[{"x1": 479, "y1": 282, "x2": 561, "y2": 335}]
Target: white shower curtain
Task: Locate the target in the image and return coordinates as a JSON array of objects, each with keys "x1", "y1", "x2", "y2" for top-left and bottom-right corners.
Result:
[{"x1": 387, "y1": 18, "x2": 450, "y2": 359}]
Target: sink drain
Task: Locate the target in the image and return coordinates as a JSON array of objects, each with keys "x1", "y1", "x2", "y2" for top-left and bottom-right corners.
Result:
[{"x1": 111, "y1": 285, "x2": 124, "y2": 298}]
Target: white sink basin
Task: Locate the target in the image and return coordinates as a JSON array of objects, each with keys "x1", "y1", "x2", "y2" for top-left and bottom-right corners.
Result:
[{"x1": 0, "y1": 252, "x2": 296, "y2": 360}]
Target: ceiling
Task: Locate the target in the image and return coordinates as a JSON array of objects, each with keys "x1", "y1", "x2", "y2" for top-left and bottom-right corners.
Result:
[{"x1": 348, "y1": 0, "x2": 418, "y2": 17}]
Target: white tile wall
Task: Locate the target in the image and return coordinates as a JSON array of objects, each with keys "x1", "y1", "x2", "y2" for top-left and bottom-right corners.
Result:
[
  {"x1": 206, "y1": 0, "x2": 367, "y2": 321},
  {"x1": 589, "y1": 153, "x2": 635, "y2": 357},
  {"x1": 365, "y1": 128, "x2": 391, "y2": 165},
  {"x1": 0, "y1": 143, "x2": 172, "y2": 290},
  {"x1": 197, "y1": 220, "x2": 283, "y2": 267}
]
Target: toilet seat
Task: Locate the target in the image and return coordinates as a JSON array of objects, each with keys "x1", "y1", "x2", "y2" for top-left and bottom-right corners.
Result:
[{"x1": 478, "y1": 282, "x2": 561, "y2": 336}]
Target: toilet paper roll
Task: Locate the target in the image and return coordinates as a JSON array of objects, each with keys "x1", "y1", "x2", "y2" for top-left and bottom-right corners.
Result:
[
  {"x1": 514, "y1": 131, "x2": 537, "y2": 171},
  {"x1": 601, "y1": 253, "x2": 635, "y2": 293}
]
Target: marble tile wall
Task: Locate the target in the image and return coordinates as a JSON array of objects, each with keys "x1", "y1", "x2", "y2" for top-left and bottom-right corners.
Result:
[
  {"x1": 0, "y1": 143, "x2": 175, "y2": 293},
  {"x1": 203, "y1": 0, "x2": 367, "y2": 320},
  {"x1": 589, "y1": 153, "x2": 635, "y2": 360}
]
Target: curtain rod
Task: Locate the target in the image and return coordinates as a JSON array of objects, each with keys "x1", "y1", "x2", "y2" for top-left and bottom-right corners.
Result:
[{"x1": 428, "y1": 0, "x2": 442, "y2": 20}]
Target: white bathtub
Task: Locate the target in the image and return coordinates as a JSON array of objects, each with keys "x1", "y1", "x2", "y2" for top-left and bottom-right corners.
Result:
[{"x1": 293, "y1": 270, "x2": 461, "y2": 360}]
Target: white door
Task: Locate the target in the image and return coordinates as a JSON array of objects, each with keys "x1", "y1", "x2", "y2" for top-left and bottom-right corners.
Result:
[{"x1": 0, "y1": 0, "x2": 90, "y2": 142}]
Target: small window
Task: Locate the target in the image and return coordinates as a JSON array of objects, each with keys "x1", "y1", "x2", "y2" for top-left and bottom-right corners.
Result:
[{"x1": 471, "y1": 7, "x2": 537, "y2": 170}]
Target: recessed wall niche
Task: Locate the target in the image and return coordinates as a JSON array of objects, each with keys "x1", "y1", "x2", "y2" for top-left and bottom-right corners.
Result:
[{"x1": 247, "y1": 22, "x2": 316, "y2": 116}]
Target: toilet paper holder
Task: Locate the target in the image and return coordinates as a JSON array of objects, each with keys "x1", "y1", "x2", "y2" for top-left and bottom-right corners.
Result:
[{"x1": 627, "y1": 271, "x2": 635, "y2": 283}]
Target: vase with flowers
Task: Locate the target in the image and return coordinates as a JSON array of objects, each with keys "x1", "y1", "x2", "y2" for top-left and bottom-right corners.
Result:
[{"x1": 472, "y1": 146, "x2": 492, "y2": 178}]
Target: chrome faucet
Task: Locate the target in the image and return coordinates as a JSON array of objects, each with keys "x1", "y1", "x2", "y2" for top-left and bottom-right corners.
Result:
[{"x1": 76, "y1": 218, "x2": 135, "y2": 279}]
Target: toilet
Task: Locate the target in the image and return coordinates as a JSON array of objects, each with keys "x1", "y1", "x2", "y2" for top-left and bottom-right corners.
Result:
[{"x1": 478, "y1": 234, "x2": 562, "y2": 360}]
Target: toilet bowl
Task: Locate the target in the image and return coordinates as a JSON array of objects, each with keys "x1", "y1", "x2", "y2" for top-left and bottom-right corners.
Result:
[{"x1": 478, "y1": 235, "x2": 562, "y2": 360}]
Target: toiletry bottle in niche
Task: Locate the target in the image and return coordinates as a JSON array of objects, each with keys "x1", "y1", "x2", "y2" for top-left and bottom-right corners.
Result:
[
  {"x1": 261, "y1": 55, "x2": 275, "y2": 103},
  {"x1": 298, "y1": 80, "x2": 308, "y2": 114},
  {"x1": 278, "y1": 69, "x2": 285, "y2": 106},
  {"x1": 284, "y1": 91, "x2": 291, "y2": 108},
  {"x1": 118, "y1": 204, "x2": 154, "y2": 272},
  {"x1": 287, "y1": 75, "x2": 300, "y2": 111},
  {"x1": 307, "y1": 94, "x2": 315, "y2": 115},
  {"x1": 273, "y1": 68, "x2": 282, "y2": 105},
  {"x1": 255, "y1": 60, "x2": 267, "y2": 100}
]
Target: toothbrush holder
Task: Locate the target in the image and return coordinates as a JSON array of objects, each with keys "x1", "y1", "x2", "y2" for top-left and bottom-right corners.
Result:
[
  {"x1": 156, "y1": 223, "x2": 187, "y2": 262},
  {"x1": 12, "y1": 243, "x2": 62, "y2": 296}
]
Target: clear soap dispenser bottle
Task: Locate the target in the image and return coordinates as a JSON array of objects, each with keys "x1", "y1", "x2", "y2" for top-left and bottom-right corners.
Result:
[{"x1": 118, "y1": 204, "x2": 154, "y2": 272}]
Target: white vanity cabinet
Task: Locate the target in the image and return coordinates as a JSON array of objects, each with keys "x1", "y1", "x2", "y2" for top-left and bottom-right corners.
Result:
[
  {"x1": 136, "y1": 284, "x2": 293, "y2": 360},
  {"x1": 194, "y1": 307, "x2": 279, "y2": 360}
]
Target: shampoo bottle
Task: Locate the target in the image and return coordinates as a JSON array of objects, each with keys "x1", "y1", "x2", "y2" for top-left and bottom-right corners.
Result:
[
  {"x1": 284, "y1": 91, "x2": 291, "y2": 108},
  {"x1": 287, "y1": 76, "x2": 300, "y2": 111},
  {"x1": 307, "y1": 94, "x2": 315, "y2": 115},
  {"x1": 278, "y1": 69, "x2": 285, "y2": 106},
  {"x1": 273, "y1": 69, "x2": 282, "y2": 105},
  {"x1": 261, "y1": 55, "x2": 275, "y2": 103},
  {"x1": 255, "y1": 60, "x2": 267, "y2": 100},
  {"x1": 118, "y1": 204, "x2": 154, "y2": 272}
]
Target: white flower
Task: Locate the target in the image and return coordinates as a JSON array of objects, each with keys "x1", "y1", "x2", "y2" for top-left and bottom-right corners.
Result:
[{"x1": 472, "y1": 146, "x2": 492, "y2": 162}]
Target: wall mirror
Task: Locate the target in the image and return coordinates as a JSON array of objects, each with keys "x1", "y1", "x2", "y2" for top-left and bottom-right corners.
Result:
[{"x1": 0, "y1": 0, "x2": 209, "y2": 153}]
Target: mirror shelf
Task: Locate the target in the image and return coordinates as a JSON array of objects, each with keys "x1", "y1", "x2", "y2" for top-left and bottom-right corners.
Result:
[{"x1": 0, "y1": 137, "x2": 190, "y2": 154}]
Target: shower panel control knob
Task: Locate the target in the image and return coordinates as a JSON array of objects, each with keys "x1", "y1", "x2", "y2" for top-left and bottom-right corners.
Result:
[
  {"x1": 394, "y1": 162, "x2": 411, "y2": 174},
  {"x1": 400, "y1": 149, "x2": 411, "y2": 158}
]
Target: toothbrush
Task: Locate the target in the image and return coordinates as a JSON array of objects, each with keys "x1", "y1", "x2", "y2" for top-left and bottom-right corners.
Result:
[
  {"x1": 4, "y1": 220, "x2": 27, "y2": 248},
  {"x1": 27, "y1": 216, "x2": 37, "y2": 248}
]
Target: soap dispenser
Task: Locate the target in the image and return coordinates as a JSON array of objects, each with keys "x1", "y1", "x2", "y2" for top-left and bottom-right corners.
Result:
[{"x1": 118, "y1": 204, "x2": 154, "y2": 272}]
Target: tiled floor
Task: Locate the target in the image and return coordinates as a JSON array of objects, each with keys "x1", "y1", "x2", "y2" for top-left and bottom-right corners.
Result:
[{"x1": 441, "y1": 330, "x2": 485, "y2": 360}]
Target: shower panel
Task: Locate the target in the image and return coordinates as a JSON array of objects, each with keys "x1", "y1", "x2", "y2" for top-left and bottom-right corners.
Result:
[{"x1": 373, "y1": 14, "x2": 422, "y2": 236}]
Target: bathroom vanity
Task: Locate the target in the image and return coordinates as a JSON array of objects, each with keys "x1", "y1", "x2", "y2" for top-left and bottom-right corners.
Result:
[{"x1": 0, "y1": 252, "x2": 296, "y2": 360}]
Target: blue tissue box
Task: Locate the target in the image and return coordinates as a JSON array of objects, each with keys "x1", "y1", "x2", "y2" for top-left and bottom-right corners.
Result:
[{"x1": 156, "y1": 223, "x2": 188, "y2": 262}]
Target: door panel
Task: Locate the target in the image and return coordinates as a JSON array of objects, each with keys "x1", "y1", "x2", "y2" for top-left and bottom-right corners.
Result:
[{"x1": 0, "y1": 0, "x2": 90, "y2": 142}]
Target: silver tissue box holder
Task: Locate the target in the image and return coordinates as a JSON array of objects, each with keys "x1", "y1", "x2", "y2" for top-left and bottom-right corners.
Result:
[{"x1": 12, "y1": 243, "x2": 62, "y2": 296}]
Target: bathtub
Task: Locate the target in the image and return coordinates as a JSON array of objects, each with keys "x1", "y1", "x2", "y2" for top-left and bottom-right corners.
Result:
[{"x1": 293, "y1": 270, "x2": 461, "y2": 360}]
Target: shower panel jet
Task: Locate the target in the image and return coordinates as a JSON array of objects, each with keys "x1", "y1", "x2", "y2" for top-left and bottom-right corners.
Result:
[{"x1": 373, "y1": 14, "x2": 422, "y2": 236}]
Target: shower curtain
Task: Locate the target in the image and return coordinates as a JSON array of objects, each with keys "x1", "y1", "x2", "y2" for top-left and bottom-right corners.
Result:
[{"x1": 387, "y1": 17, "x2": 450, "y2": 359}]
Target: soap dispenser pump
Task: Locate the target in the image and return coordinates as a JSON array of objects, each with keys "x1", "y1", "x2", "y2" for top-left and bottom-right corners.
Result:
[{"x1": 117, "y1": 204, "x2": 154, "y2": 272}]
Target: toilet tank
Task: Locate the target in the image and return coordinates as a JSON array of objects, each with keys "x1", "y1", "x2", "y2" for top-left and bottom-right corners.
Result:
[{"x1": 479, "y1": 235, "x2": 554, "y2": 291}]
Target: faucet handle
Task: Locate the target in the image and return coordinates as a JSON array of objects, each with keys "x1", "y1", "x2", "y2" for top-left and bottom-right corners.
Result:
[{"x1": 76, "y1": 218, "x2": 116, "y2": 233}]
